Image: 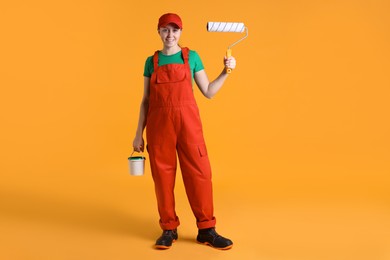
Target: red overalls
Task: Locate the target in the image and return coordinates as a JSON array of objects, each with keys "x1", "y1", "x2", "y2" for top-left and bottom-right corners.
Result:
[{"x1": 146, "y1": 47, "x2": 216, "y2": 230}]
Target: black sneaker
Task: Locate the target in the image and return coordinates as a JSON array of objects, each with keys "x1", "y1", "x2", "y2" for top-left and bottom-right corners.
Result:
[
  {"x1": 155, "y1": 229, "x2": 178, "y2": 249},
  {"x1": 197, "y1": 228, "x2": 233, "y2": 250}
]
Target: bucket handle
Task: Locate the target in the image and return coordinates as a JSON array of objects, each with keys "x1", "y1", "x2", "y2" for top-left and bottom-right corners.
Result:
[{"x1": 130, "y1": 150, "x2": 144, "y2": 158}]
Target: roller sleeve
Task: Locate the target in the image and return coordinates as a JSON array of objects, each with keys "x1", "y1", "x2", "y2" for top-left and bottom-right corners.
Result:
[{"x1": 207, "y1": 22, "x2": 245, "y2": 33}]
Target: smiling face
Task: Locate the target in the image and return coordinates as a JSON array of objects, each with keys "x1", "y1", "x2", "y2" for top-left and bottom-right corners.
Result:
[{"x1": 158, "y1": 24, "x2": 182, "y2": 50}]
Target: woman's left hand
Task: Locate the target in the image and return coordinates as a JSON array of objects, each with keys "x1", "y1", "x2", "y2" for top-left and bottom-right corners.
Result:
[{"x1": 224, "y1": 56, "x2": 236, "y2": 71}]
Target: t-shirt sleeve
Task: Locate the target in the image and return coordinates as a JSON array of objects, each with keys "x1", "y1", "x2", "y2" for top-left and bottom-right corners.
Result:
[
  {"x1": 191, "y1": 51, "x2": 205, "y2": 73},
  {"x1": 143, "y1": 56, "x2": 153, "y2": 77}
]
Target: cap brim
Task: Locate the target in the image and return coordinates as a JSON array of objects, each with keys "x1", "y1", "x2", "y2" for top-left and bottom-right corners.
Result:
[{"x1": 159, "y1": 22, "x2": 181, "y2": 29}]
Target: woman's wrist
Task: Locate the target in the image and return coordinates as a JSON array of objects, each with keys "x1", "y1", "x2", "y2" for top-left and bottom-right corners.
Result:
[{"x1": 135, "y1": 129, "x2": 143, "y2": 138}]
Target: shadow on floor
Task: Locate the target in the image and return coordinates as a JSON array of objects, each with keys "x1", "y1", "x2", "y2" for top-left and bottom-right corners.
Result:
[{"x1": 0, "y1": 188, "x2": 158, "y2": 240}]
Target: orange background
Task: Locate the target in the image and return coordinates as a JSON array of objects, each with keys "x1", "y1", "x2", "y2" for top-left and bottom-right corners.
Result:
[{"x1": 1, "y1": 0, "x2": 389, "y2": 259}]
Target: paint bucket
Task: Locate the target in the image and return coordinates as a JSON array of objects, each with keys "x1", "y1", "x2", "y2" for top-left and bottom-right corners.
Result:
[{"x1": 128, "y1": 151, "x2": 146, "y2": 176}]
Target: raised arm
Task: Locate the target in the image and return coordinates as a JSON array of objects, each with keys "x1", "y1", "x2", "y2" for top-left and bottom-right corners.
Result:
[{"x1": 194, "y1": 56, "x2": 236, "y2": 99}]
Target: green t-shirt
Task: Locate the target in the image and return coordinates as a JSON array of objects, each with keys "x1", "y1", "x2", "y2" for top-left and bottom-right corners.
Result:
[{"x1": 143, "y1": 49, "x2": 204, "y2": 79}]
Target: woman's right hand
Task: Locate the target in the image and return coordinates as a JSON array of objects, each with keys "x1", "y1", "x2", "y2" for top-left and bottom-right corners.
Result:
[{"x1": 133, "y1": 135, "x2": 144, "y2": 152}]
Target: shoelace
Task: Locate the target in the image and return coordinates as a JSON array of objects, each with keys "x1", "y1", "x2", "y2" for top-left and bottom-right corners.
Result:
[{"x1": 162, "y1": 230, "x2": 176, "y2": 237}]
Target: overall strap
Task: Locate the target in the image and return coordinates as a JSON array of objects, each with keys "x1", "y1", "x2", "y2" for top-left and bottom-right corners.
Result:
[
  {"x1": 181, "y1": 47, "x2": 190, "y2": 64},
  {"x1": 152, "y1": 50, "x2": 159, "y2": 71}
]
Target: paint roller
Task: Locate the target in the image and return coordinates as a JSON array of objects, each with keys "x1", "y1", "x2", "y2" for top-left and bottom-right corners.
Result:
[{"x1": 207, "y1": 22, "x2": 248, "y2": 73}]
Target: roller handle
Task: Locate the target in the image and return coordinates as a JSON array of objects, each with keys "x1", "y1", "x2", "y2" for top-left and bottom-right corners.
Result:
[{"x1": 226, "y1": 48, "x2": 232, "y2": 74}]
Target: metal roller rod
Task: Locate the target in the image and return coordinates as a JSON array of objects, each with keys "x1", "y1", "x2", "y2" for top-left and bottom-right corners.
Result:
[{"x1": 228, "y1": 27, "x2": 248, "y2": 49}]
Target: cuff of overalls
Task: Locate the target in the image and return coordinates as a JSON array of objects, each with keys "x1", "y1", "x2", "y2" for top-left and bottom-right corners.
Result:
[
  {"x1": 197, "y1": 217, "x2": 217, "y2": 229},
  {"x1": 159, "y1": 217, "x2": 180, "y2": 230}
]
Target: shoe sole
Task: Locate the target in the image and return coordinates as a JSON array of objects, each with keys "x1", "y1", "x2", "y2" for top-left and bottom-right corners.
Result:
[
  {"x1": 154, "y1": 239, "x2": 176, "y2": 250},
  {"x1": 197, "y1": 241, "x2": 233, "y2": 250}
]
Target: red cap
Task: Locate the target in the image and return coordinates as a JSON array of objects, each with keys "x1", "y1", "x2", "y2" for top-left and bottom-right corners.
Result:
[{"x1": 158, "y1": 13, "x2": 183, "y2": 29}]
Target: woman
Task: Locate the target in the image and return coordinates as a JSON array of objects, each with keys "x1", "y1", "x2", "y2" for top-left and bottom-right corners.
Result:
[{"x1": 133, "y1": 13, "x2": 236, "y2": 250}]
